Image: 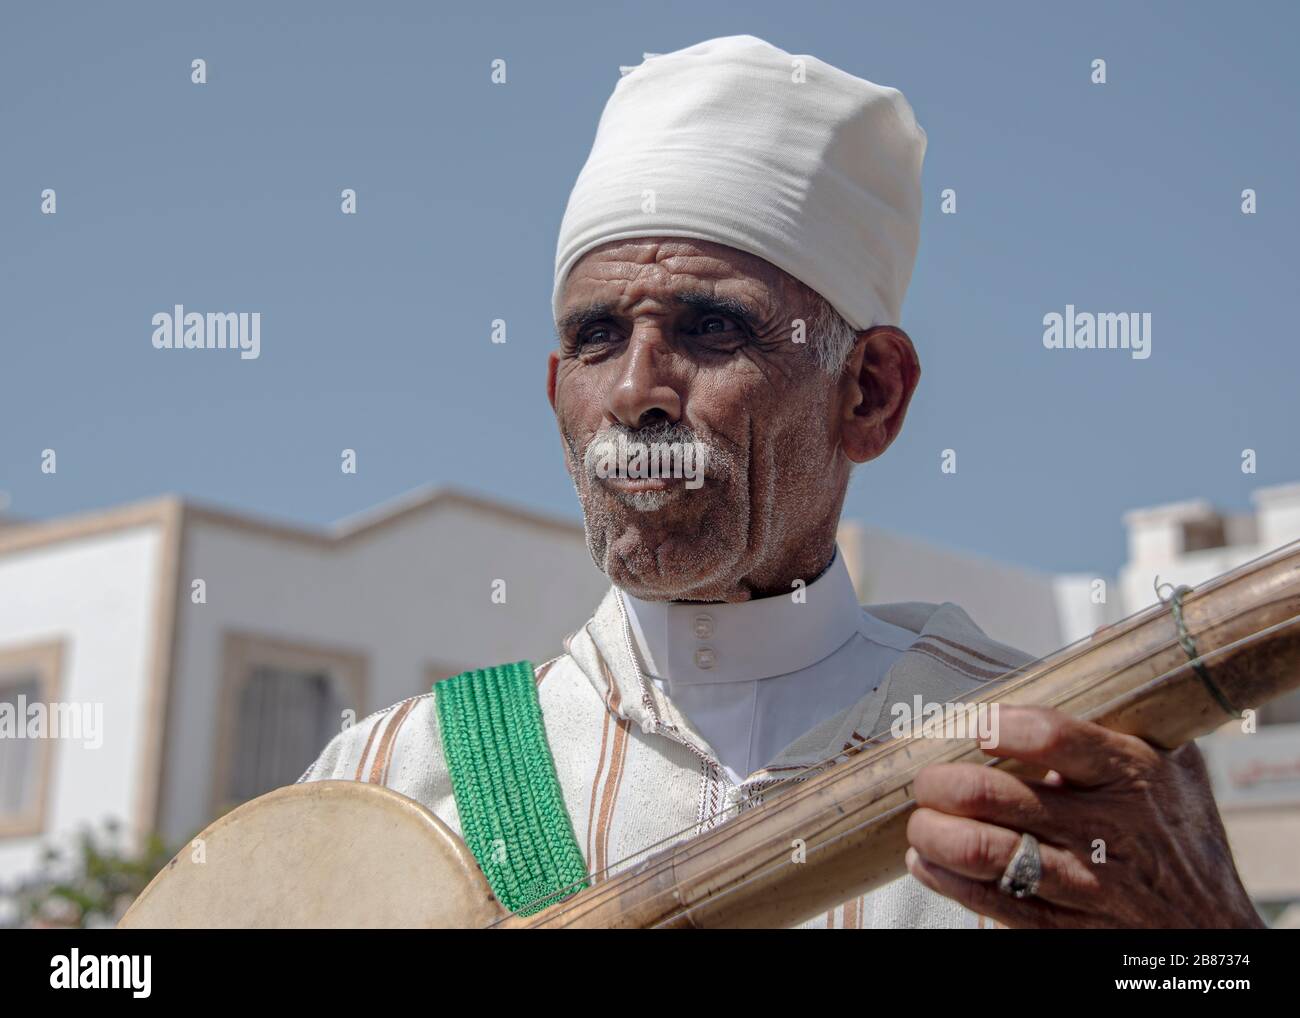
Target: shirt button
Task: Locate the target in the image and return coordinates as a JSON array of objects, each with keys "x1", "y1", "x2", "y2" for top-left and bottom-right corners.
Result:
[
  {"x1": 694, "y1": 647, "x2": 716, "y2": 670},
  {"x1": 693, "y1": 614, "x2": 714, "y2": 639}
]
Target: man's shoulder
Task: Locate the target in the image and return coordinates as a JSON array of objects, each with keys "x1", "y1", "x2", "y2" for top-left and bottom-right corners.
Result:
[
  {"x1": 865, "y1": 599, "x2": 1035, "y2": 671},
  {"x1": 295, "y1": 656, "x2": 593, "y2": 787},
  {"x1": 296, "y1": 690, "x2": 442, "y2": 786},
  {"x1": 862, "y1": 599, "x2": 945, "y2": 634}
]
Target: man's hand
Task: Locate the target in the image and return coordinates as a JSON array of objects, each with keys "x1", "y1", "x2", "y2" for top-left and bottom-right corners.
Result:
[{"x1": 903, "y1": 705, "x2": 1264, "y2": 928}]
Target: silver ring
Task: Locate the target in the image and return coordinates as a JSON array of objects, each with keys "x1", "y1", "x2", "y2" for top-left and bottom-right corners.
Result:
[{"x1": 998, "y1": 832, "x2": 1042, "y2": 899}]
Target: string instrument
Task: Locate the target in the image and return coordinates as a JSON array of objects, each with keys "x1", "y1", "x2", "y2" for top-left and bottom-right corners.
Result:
[{"x1": 119, "y1": 540, "x2": 1300, "y2": 928}]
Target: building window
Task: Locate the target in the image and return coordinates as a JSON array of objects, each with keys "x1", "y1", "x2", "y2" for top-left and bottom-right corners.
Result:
[
  {"x1": 0, "y1": 641, "x2": 63, "y2": 838},
  {"x1": 0, "y1": 677, "x2": 42, "y2": 818},
  {"x1": 215, "y1": 634, "x2": 366, "y2": 817},
  {"x1": 228, "y1": 665, "x2": 344, "y2": 805}
]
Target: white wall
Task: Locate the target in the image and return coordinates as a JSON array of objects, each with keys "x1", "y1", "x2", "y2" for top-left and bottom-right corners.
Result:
[
  {"x1": 1120, "y1": 542, "x2": 1280, "y2": 616},
  {"x1": 840, "y1": 522, "x2": 1116, "y2": 657},
  {"x1": 0, "y1": 526, "x2": 163, "y2": 889},
  {"x1": 1051, "y1": 574, "x2": 1123, "y2": 646},
  {"x1": 159, "y1": 502, "x2": 609, "y2": 843}
]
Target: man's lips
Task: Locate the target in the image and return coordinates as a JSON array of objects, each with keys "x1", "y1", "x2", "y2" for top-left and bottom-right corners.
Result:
[{"x1": 599, "y1": 476, "x2": 675, "y2": 493}]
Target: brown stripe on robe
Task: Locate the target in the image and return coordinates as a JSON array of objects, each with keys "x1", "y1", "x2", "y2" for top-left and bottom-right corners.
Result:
[
  {"x1": 590, "y1": 657, "x2": 631, "y2": 880},
  {"x1": 370, "y1": 697, "x2": 417, "y2": 785},
  {"x1": 910, "y1": 638, "x2": 1008, "y2": 682}
]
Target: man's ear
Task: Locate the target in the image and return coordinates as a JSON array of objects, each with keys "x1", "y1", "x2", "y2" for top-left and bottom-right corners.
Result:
[
  {"x1": 546, "y1": 350, "x2": 560, "y2": 411},
  {"x1": 838, "y1": 326, "x2": 920, "y2": 464}
]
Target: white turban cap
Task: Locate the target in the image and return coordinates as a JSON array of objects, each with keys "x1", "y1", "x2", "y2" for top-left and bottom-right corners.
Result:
[{"x1": 552, "y1": 35, "x2": 927, "y2": 332}]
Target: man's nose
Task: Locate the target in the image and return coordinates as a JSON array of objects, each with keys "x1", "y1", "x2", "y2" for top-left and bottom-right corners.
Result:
[{"x1": 605, "y1": 331, "x2": 683, "y2": 428}]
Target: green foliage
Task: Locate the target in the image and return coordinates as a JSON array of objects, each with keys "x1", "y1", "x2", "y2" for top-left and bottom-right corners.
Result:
[{"x1": 3, "y1": 818, "x2": 172, "y2": 928}]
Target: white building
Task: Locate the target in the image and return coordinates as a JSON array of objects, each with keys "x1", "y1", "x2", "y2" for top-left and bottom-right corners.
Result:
[{"x1": 0, "y1": 487, "x2": 608, "y2": 897}]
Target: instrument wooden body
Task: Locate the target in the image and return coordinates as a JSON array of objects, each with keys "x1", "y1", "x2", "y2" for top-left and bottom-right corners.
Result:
[{"x1": 120, "y1": 543, "x2": 1300, "y2": 929}]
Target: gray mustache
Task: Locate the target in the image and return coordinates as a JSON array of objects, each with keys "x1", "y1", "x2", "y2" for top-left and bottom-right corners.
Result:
[{"x1": 580, "y1": 423, "x2": 730, "y2": 484}]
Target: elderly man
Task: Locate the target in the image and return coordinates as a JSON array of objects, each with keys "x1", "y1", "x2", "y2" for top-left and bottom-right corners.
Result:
[{"x1": 300, "y1": 35, "x2": 1259, "y2": 928}]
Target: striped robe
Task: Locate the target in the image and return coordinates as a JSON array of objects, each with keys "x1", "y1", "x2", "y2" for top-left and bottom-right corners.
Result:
[{"x1": 298, "y1": 586, "x2": 1032, "y2": 928}]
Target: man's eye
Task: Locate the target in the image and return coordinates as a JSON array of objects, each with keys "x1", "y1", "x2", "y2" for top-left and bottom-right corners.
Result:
[
  {"x1": 577, "y1": 327, "x2": 614, "y2": 347},
  {"x1": 691, "y1": 316, "x2": 746, "y2": 342}
]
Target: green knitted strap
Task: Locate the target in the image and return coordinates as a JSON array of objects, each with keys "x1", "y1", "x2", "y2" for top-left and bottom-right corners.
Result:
[{"x1": 433, "y1": 661, "x2": 588, "y2": 916}]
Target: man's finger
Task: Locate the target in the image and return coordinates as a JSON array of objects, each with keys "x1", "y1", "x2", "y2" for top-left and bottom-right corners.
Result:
[
  {"x1": 904, "y1": 847, "x2": 1090, "y2": 929},
  {"x1": 980, "y1": 705, "x2": 1156, "y2": 787},
  {"x1": 906, "y1": 807, "x2": 1100, "y2": 909},
  {"x1": 914, "y1": 760, "x2": 1064, "y2": 835}
]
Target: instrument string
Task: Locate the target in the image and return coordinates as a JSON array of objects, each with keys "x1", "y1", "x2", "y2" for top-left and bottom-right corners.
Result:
[
  {"x1": 619, "y1": 540, "x2": 1299, "y2": 865},
  {"x1": 637, "y1": 611, "x2": 1300, "y2": 930},
  {"x1": 657, "y1": 541, "x2": 1300, "y2": 844},
  {"x1": 637, "y1": 613, "x2": 1300, "y2": 930},
  {"x1": 500, "y1": 609, "x2": 1300, "y2": 927}
]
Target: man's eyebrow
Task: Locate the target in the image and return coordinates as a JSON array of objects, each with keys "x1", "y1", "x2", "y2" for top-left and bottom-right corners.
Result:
[
  {"x1": 556, "y1": 302, "x2": 616, "y2": 337},
  {"x1": 673, "y1": 291, "x2": 763, "y2": 329}
]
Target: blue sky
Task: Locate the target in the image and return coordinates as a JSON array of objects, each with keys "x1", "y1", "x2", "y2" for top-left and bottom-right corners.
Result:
[{"x1": 1, "y1": 1, "x2": 1296, "y2": 574}]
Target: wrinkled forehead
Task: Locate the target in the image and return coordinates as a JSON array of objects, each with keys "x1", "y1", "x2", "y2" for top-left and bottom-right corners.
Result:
[{"x1": 555, "y1": 237, "x2": 815, "y2": 327}]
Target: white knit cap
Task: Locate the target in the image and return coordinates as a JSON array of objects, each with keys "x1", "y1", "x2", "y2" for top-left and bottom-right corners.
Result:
[{"x1": 552, "y1": 35, "x2": 927, "y2": 332}]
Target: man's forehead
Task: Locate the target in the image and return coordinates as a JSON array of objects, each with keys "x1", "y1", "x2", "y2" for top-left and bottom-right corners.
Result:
[{"x1": 558, "y1": 237, "x2": 800, "y2": 321}]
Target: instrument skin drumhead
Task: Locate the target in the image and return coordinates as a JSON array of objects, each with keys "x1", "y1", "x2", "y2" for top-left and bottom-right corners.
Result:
[{"x1": 118, "y1": 780, "x2": 505, "y2": 929}]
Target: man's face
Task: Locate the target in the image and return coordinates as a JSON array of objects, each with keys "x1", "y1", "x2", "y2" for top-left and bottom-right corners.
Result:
[{"x1": 549, "y1": 237, "x2": 851, "y2": 602}]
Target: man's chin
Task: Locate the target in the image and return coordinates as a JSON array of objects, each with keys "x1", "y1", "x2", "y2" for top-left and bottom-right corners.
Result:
[
  {"x1": 577, "y1": 481, "x2": 741, "y2": 599},
  {"x1": 599, "y1": 526, "x2": 735, "y2": 602}
]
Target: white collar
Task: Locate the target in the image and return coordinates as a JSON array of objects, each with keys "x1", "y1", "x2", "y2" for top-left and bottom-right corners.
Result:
[{"x1": 621, "y1": 548, "x2": 871, "y2": 686}]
